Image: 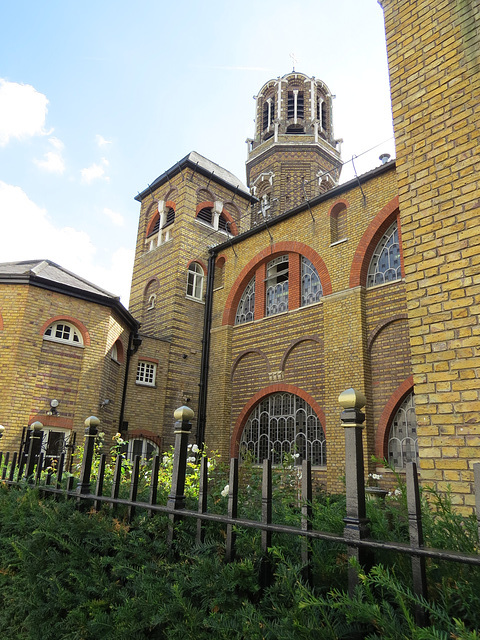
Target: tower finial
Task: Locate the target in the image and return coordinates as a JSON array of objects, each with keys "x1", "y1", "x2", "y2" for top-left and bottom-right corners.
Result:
[{"x1": 289, "y1": 52, "x2": 299, "y2": 72}]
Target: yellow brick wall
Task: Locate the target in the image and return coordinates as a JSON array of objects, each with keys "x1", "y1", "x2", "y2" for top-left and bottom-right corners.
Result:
[{"x1": 380, "y1": 0, "x2": 480, "y2": 512}]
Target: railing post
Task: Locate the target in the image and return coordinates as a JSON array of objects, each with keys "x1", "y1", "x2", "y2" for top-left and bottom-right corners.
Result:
[
  {"x1": 25, "y1": 422, "x2": 43, "y2": 482},
  {"x1": 406, "y1": 461, "x2": 428, "y2": 626},
  {"x1": 339, "y1": 388, "x2": 371, "y2": 596},
  {"x1": 167, "y1": 406, "x2": 194, "y2": 545},
  {"x1": 76, "y1": 416, "x2": 99, "y2": 499}
]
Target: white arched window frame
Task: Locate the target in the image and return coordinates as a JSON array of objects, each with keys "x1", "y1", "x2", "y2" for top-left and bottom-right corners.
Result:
[
  {"x1": 239, "y1": 392, "x2": 326, "y2": 467},
  {"x1": 301, "y1": 257, "x2": 323, "y2": 306},
  {"x1": 127, "y1": 437, "x2": 159, "y2": 462},
  {"x1": 44, "y1": 321, "x2": 83, "y2": 346},
  {"x1": 235, "y1": 276, "x2": 256, "y2": 325},
  {"x1": 186, "y1": 262, "x2": 205, "y2": 301},
  {"x1": 367, "y1": 222, "x2": 401, "y2": 288},
  {"x1": 388, "y1": 392, "x2": 418, "y2": 470}
]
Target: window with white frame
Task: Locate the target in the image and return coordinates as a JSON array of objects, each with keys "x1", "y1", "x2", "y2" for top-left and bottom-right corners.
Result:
[
  {"x1": 239, "y1": 392, "x2": 326, "y2": 466},
  {"x1": 186, "y1": 262, "x2": 205, "y2": 301},
  {"x1": 301, "y1": 257, "x2": 323, "y2": 306},
  {"x1": 388, "y1": 392, "x2": 418, "y2": 469},
  {"x1": 44, "y1": 321, "x2": 83, "y2": 346},
  {"x1": 266, "y1": 255, "x2": 289, "y2": 316},
  {"x1": 127, "y1": 437, "x2": 159, "y2": 462},
  {"x1": 136, "y1": 361, "x2": 157, "y2": 386},
  {"x1": 235, "y1": 276, "x2": 256, "y2": 325},
  {"x1": 367, "y1": 222, "x2": 401, "y2": 288}
]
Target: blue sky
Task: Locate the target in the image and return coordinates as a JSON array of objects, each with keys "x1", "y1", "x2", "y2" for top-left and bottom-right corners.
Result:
[{"x1": 0, "y1": 0, "x2": 395, "y2": 304}]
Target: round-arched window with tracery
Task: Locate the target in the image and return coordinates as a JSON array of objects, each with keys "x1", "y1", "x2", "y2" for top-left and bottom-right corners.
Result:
[{"x1": 239, "y1": 392, "x2": 326, "y2": 466}]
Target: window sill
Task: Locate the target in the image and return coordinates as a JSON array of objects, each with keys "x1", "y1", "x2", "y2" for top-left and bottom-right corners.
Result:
[
  {"x1": 330, "y1": 237, "x2": 348, "y2": 247},
  {"x1": 366, "y1": 278, "x2": 404, "y2": 291},
  {"x1": 135, "y1": 382, "x2": 157, "y2": 388},
  {"x1": 43, "y1": 337, "x2": 84, "y2": 348},
  {"x1": 186, "y1": 295, "x2": 205, "y2": 304}
]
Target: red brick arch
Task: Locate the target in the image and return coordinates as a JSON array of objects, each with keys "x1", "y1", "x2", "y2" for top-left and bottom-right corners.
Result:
[
  {"x1": 186, "y1": 258, "x2": 208, "y2": 275},
  {"x1": 128, "y1": 429, "x2": 162, "y2": 449},
  {"x1": 39, "y1": 315, "x2": 91, "y2": 346},
  {"x1": 230, "y1": 384, "x2": 327, "y2": 458},
  {"x1": 28, "y1": 414, "x2": 73, "y2": 429},
  {"x1": 146, "y1": 200, "x2": 176, "y2": 237},
  {"x1": 375, "y1": 375, "x2": 414, "y2": 459},
  {"x1": 328, "y1": 199, "x2": 349, "y2": 217},
  {"x1": 222, "y1": 242, "x2": 332, "y2": 326},
  {"x1": 196, "y1": 201, "x2": 238, "y2": 236},
  {"x1": 349, "y1": 196, "x2": 401, "y2": 288}
]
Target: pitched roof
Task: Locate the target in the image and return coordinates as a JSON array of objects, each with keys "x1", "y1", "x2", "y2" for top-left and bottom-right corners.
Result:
[
  {"x1": 0, "y1": 259, "x2": 138, "y2": 328},
  {"x1": 135, "y1": 151, "x2": 253, "y2": 202}
]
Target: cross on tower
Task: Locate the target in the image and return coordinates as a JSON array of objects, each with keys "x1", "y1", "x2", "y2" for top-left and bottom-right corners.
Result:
[{"x1": 289, "y1": 52, "x2": 299, "y2": 72}]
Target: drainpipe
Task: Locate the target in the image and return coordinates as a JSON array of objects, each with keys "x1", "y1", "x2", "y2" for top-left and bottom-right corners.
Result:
[
  {"x1": 196, "y1": 252, "x2": 216, "y2": 447},
  {"x1": 118, "y1": 329, "x2": 142, "y2": 435}
]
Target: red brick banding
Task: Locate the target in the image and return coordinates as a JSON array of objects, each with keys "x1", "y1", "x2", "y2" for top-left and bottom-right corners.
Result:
[{"x1": 28, "y1": 414, "x2": 73, "y2": 430}]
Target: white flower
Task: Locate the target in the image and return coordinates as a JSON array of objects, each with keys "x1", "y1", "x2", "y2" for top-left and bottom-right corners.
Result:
[
  {"x1": 221, "y1": 484, "x2": 229, "y2": 498},
  {"x1": 162, "y1": 456, "x2": 170, "y2": 465},
  {"x1": 369, "y1": 473, "x2": 382, "y2": 480},
  {"x1": 187, "y1": 456, "x2": 196, "y2": 463},
  {"x1": 294, "y1": 453, "x2": 300, "y2": 458},
  {"x1": 187, "y1": 444, "x2": 192, "y2": 450},
  {"x1": 191, "y1": 444, "x2": 200, "y2": 453},
  {"x1": 394, "y1": 488, "x2": 402, "y2": 496}
]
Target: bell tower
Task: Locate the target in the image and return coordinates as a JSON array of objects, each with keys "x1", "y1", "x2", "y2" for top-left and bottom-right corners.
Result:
[{"x1": 246, "y1": 72, "x2": 342, "y2": 225}]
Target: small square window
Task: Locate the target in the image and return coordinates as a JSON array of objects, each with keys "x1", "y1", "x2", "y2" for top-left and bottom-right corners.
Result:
[{"x1": 136, "y1": 361, "x2": 157, "y2": 386}]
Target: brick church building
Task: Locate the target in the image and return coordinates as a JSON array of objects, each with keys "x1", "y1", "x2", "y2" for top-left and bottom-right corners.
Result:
[{"x1": 1, "y1": 0, "x2": 478, "y2": 511}]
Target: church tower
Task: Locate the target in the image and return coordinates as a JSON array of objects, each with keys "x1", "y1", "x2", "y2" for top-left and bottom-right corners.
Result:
[{"x1": 246, "y1": 72, "x2": 342, "y2": 226}]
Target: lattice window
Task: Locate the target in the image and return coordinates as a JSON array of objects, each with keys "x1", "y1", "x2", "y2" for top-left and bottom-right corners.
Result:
[
  {"x1": 266, "y1": 255, "x2": 289, "y2": 316},
  {"x1": 235, "y1": 276, "x2": 255, "y2": 325},
  {"x1": 136, "y1": 361, "x2": 157, "y2": 386},
  {"x1": 44, "y1": 321, "x2": 83, "y2": 346},
  {"x1": 301, "y1": 257, "x2": 323, "y2": 306},
  {"x1": 239, "y1": 392, "x2": 326, "y2": 466},
  {"x1": 388, "y1": 392, "x2": 418, "y2": 469},
  {"x1": 367, "y1": 222, "x2": 401, "y2": 288},
  {"x1": 186, "y1": 262, "x2": 204, "y2": 300}
]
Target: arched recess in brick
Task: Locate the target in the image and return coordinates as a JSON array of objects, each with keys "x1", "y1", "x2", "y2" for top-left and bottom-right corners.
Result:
[
  {"x1": 222, "y1": 241, "x2": 332, "y2": 326},
  {"x1": 230, "y1": 383, "x2": 326, "y2": 458},
  {"x1": 368, "y1": 315, "x2": 412, "y2": 440},
  {"x1": 231, "y1": 348, "x2": 270, "y2": 381},
  {"x1": 329, "y1": 199, "x2": 348, "y2": 244},
  {"x1": 39, "y1": 315, "x2": 91, "y2": 346},
  {"x1": 110, "y1": 338, "x2": 125, "y2": 364},
  {"x1": 280, "y1": 336, "x2": 325, "y2": 401},
  {"x1": 375, "y1": 375, "x2": 414, "y2": 459},
  {"x1": 349, "y1": 196, "x2": 402, "y2": 288}
]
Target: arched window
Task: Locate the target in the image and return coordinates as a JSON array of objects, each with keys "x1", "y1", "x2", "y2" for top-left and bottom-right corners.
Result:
[
  {"x1": 127, "y1": 437, "x2": 159, "y2": 462},
  {"x1": 44, "y1": 321, "x2": 83, "y2": 346},
  {"x1": 266, "y1": 255, "x2": 289, "y2": 316},
  {"x1": 301, "y1": 257, "x2": 322, "y2": 306},
  {"x1": 388, "y1": 392, "x2": 418, "y2": 469},
  {"x1": 197, "y1": 206, "x2": 213, "y2": 225},
  {"x1": 239, "y1": 392, "x2": 326, "y2": 466},
  {"x1": 110, "y1": 339, "x2": 124, "y2": 363},
  {"x1": 367, "y1": 222, "x2": 401, "y2": 288},
  {"x1": 235, "y1": 276, "x2": 255, "y2": 325},
  {"x1": 186, "y1": 262, "x2": 205, "y2": 301}
]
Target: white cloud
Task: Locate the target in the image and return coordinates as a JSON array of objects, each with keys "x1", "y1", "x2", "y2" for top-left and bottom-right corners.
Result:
[
  {"x1": 34, "y1": 137, "x2": 65, "y2": 174},
  {"x1": 0, "y1": 79, "x2": 49, "y2": 146},
  {"x1": 0, "y1": 181, "x2": 133, "y2": 304},
  {"x1": 80, "y1": 157, "x2": 109, "y2": 184},
  {"x1": 96, "y1": 134, "x2": 112, "y2": 147},
  {"x1": 103, "y1": 207, "x2": 124, "y2": 226}
]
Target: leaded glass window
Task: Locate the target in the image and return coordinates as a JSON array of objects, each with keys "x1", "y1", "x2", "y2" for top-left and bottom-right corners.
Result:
[
  {"x1": 235, "y1": 277, "x2": 255, "y2": 325},
  {"x1": 266, "y1": 255, "x2": 289, "y2": 316},
  {"x1": 301, "y1": 257, "x2": 322, "y2": 306},
  {"x1": 239, "y1": 392, "x2": 326, "y2": 466},
  {"x1": 367, "y1": 222, "x2": 401, "y2": 288},
  {"x1": 388, "y1": 392, "x2": 418, "y2": 469}
]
